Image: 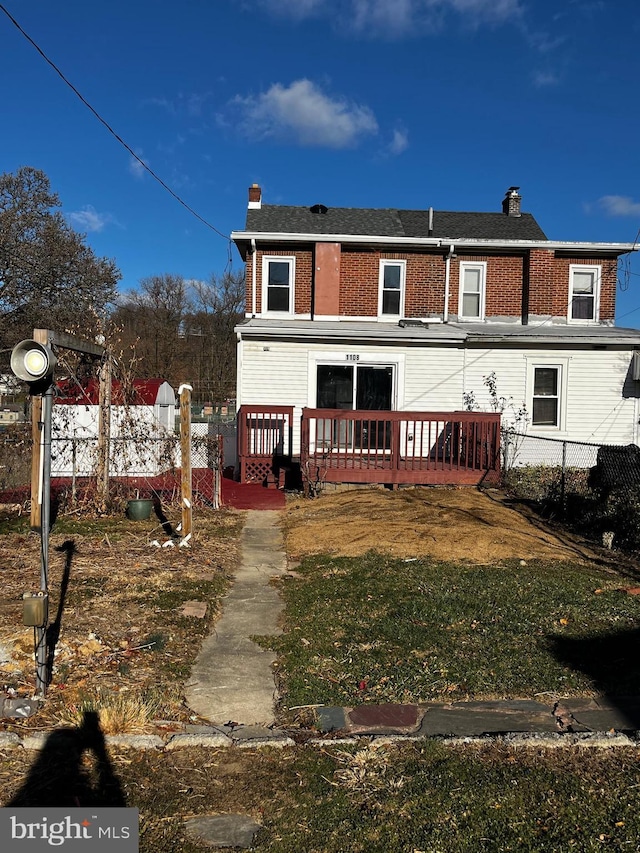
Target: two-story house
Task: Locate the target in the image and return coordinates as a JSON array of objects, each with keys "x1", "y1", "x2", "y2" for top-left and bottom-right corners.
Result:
[{"x1": 231, "y1": 185, "x2": 640, "y2": 486}]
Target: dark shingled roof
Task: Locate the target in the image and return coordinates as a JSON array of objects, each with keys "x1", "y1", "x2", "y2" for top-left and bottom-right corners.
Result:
[{"x1": 245, "y1": 204, "x2": 548, "y2": 241}]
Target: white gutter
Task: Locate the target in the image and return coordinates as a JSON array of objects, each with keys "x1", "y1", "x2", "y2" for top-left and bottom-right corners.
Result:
[
  {"x1": 250, "y1": 238, "x2": 257, "y2": 317},
  {"x1": 235, "y1": 330, "x2": 243, "y2": 407},
  {"x1": 232, "y1": 230, "x2": 638, "y2": 253},
  {"x1": 444, "y1": 243, "x2": 455, "y2": 323}
]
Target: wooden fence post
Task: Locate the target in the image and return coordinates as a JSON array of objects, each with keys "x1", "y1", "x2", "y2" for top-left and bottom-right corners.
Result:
[
  {"x1": 96, "y1": 355, "x2": 112, "y2": 510},
  {"x1": 179, "y1": 384, "x2": 193, "y2": 541}
]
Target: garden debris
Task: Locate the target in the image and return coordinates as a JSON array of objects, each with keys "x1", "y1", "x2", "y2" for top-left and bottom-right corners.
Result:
[
  {"x1": 0, "y1": 509, "x2": 241, "y2": 731},
  {"x1": 1, "y1": 694, "x2": 39, "y2": 719}
]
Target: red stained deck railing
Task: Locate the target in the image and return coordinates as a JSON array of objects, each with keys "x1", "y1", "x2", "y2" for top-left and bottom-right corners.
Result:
[
  {"x1": 238, "y1": 406, "x2": 500, "y2": 487},
  {"x1": 300, "y1": 408, "x2": 500, "y2": 486},
  {"x1": 238, "y1": 405, "x2": 294, "y2": 486}
]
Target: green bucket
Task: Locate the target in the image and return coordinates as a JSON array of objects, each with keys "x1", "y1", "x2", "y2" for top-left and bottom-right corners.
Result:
[{"x1": 126, "y1": 498, "x2": 154, "y2": 521}]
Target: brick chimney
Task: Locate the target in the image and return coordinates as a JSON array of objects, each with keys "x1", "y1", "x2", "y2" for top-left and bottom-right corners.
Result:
[
  {"x1": 248, "y1": 184, "x2": 262, "y2": 209},
  {"x1": 502, "y1": 186, "x2": 521, "y2": 217}
]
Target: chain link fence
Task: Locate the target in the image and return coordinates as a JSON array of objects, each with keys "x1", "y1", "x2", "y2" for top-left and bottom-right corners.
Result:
[
  {"x1": 503, "y1": 431, "x2": 640, "y2": 551},
  {"x1": 0, "y1": 424, "x2": 31, "y2": 502},
  {"x1": 0, "y1": 422, "x2": 222, "y2": 511}
]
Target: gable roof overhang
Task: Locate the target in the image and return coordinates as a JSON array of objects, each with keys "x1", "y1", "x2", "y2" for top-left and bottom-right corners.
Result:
[
  {"x1": 456, "y1": 323, "x2": 640, "y2": 347},
  {"x1": 235, "y1": 318, "x2": 468, "y2": 345},
  {"x1": 235, "y1": 318, "x2": 640, "y2": 348},
  {"x1": 232, "y1": 230, "x2": 637, "y2": 259}
]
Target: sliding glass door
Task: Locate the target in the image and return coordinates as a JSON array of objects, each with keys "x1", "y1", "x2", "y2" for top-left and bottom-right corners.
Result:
[{"x1": 316, "y1": 364, "x2": 393, "y2": 450}]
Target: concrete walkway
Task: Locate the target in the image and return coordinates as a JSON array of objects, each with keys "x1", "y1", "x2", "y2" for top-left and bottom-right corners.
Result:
[
  {"x1": 183, "y1": 509, "x2": 640, "y2": 741},
  {"x1": 185, "y1": 510, "x2": 287, "y2": 725}
]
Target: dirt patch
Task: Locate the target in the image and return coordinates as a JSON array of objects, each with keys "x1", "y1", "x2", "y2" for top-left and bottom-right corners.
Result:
[
  {"x1": 284, "y1": 486, "x2": 591, "y2": 563},
  {"x1": 0, "y1": 509, "x2": 242, "y2": 731}
]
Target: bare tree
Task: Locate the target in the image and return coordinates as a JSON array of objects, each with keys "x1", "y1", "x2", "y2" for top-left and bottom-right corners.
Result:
[
  {"x1": 113, "y1": 274, "x2": 189, "y2": 380},
  {"x1": 111, "y1": 270, "x2": 245, "y2": 401},
  {"x1": 0, "y1": 167, "x2": 120, "y2": 348},
  {"x1": 185, "y1": 270, "x2": 245, "y2": 402}
]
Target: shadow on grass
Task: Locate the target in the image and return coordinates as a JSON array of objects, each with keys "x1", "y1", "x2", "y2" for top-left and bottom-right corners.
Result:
[
  {"x1": 8, "y1": 711, "x2": 126, "y2": 807},
  {"x1": 46, "y1": 539, "x2": 76, "y2": 685},
  {"x1": 548, "y1": 626, "x2": 640, "y2": 728}
]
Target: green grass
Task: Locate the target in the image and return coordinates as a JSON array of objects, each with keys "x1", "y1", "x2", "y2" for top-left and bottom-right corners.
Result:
[
  {"x1": 261, "y1": 553, "x2": 640, "y2": 709},
  {"x1": 5, "y1": 742, "x2": 640, "y2": 852}
]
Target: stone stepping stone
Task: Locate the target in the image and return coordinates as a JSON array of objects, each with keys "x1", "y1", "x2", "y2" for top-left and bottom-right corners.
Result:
[{"x1": 184, "y1": 814, "x2": 262, "y2": 849}]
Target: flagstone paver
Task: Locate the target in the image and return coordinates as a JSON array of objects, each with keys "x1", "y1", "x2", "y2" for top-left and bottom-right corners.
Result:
[{"x1": 184, "y1": 814, "x2": 262, "y2": 849}]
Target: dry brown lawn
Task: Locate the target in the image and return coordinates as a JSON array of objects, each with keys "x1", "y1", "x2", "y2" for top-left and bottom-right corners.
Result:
[
  {"x1": 0, "y1": 509, "x2": 242, "y2": 732},
  {"x1": 284, "y1": 486, "x2": 593, "y2": 563}
]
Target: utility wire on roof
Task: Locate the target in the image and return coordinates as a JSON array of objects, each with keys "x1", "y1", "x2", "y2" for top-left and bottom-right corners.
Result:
[{"x1": 0, "y1": 3, "x2": 230, "y2": 245}]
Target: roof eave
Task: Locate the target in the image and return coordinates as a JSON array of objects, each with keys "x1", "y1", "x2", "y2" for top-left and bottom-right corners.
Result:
[
  {"x1": 234, "y1": 320, "x2": 467, "y2": 344},
  {"x1": 231, "y1": 231, "x2": 638, "y2": 254},
  {"x1": 464, "y1": 331, "x2": 640, "y2": 345}
]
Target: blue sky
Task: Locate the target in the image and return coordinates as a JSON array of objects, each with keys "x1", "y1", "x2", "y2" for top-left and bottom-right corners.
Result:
[{"x1": 2, "y1": 0, "x2": 640, "y2": 322}]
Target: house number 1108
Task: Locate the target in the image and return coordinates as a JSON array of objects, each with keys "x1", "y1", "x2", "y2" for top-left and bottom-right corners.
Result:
[{"x1": 346, "y1": 354, "x2": 360, "y2": 361}]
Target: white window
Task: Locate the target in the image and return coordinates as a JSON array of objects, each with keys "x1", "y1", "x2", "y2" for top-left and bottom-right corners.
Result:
[
  {"x1": 458, "y1": 262, "x2": 486, "y2": 321},
  {"x1": 532, "y1": 366, "x2": 561, "y2": 428},
  {"x1": 378, "y1": 260, "x2": 406, "y2": 319},
  {"x1": 569, "y1": 264, "x2": 600, "y2": 323},
  {"x1": 262, "y1": 256, "x2": 295, "y2": 315}
]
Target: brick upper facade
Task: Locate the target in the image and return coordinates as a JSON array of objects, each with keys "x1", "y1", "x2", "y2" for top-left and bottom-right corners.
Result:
[{"x1": 236, "y1": 187, "x2": 630, "y2": 326}]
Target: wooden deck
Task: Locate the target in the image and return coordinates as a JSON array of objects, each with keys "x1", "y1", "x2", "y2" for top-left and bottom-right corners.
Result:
[
  {"x1": 301, "y1": 408, "x2": 500, "y2": 486},
  {"x1": 238, "y1": 405, "x2": 500, "y2": 487}
]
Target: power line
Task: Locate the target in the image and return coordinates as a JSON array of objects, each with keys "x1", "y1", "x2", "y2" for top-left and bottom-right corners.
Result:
[{"x1": 0, "y1": 3, "x2": 231, "y2": 245}]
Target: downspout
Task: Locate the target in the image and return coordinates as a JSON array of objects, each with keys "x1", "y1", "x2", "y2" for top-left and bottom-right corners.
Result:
[
  {"x1": 444, "y1": 243, "x2": 455, "y2": 323},
  {"x1": 251, "y1": 238, "x2": 257, "y2": 317},
  {"x1": 235, "y1": 330, "x2": 243, "y2": 408}
]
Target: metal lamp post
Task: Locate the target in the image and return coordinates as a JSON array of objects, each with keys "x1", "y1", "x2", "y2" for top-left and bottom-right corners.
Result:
[{"x1": 10, "y1": 330, "x2": 105, "y2": 697}]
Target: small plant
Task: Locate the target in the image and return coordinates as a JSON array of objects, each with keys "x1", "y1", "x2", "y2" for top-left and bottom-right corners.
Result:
[
  {"x1": 57, "y1": 687, "x2": 161, "y2": 734},
  {"x1": 333, "y1": 743, "x2": 405, "y2": 803},
  {"x1": 464, "y1": 373, "x2": 529, "y2": 471},
  {"x1": 301, "y1": 440, "x2": 331, "y2": 498}
]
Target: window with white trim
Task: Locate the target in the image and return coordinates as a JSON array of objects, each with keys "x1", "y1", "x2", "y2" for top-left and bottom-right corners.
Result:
[
  {"x1": 569, "y1": 264, "x2": 600, "y2": 323},
  {"x1": 532, "y1": 366, "x2": 561, "y2": 428},
  {"x1": 262, "y1": 256, "x2": 295, "y2": 315},
  {"x1": 378, "y1": 260, "x2": 405, "y2": 318},
  {"x1": 458, "y1": 262, "x2": 486, "y2": 320}
]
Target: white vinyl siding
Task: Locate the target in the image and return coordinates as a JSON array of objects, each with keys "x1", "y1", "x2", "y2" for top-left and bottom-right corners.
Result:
[
  {"x1": 464, "y1": 347, "x2": 636, "y2": 450},
  {"x1": 237, "y1": 335, "x2": 639, "y2": 460}
]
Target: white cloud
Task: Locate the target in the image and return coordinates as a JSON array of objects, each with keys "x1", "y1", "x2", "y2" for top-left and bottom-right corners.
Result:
[
  {"x1": 525, "y1": 30, "x2": 566, "y2": 53},
  {"x1": 145, "y1": 96, "x2": 176, "y2": 115},
  {"x1": 260, "y1": 0, "x2": 325, "y2": 19},
  {"x1": 232, "y1": 79, "x2": 378, "y2": 148},
  {"x1": 144, "y1": 92, "x2": 212, "y2": 117},
  {"x1": 532, "y1": 70, "x2": 559, "y2": 87},
  {"x1": 439, "y1": 0, "x2": 521, "y2": 24},
  {"x1": 129, "y1": 151, "x2": 149, "y2": 180},
  {"x1": 67, "y1": 205, "x2": 114, "y2": 233},
  {"x1": 255, "y1": 0, "x2": 522, "y2": 35},
  {"x1": 388, "y1": 126, "x2": 409, "y2": 155},
  {"x1": 598, "y1": 195, "x2": 640, "y2": 217}
]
